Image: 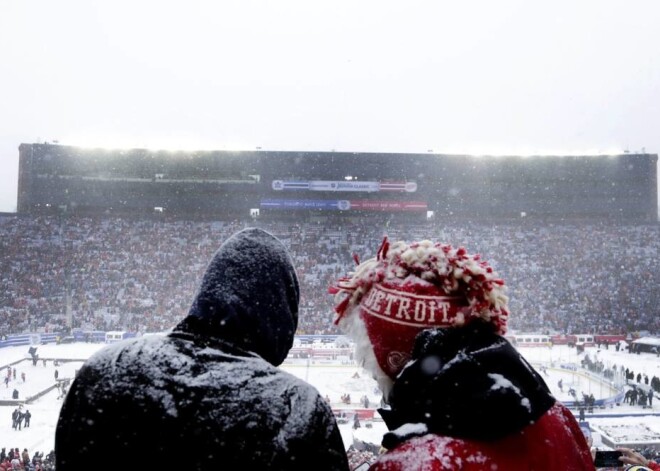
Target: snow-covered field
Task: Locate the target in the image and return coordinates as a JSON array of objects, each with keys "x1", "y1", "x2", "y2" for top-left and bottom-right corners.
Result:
[{"x1": 1, "y1": 341, "x2": 659, "y2": 457}]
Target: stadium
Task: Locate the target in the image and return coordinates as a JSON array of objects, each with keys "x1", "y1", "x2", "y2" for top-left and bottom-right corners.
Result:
[
  {"x1": 6, "y1": 143, "x2": 659, "y2": 337},
  {"x1": 2, "y1": 143, "x2": 660, "y2": 467}
]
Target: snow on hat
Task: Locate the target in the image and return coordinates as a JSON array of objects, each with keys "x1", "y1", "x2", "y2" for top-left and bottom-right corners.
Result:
[{"x1": 329, "y1": 237, "x2": 509, "y2": 396}]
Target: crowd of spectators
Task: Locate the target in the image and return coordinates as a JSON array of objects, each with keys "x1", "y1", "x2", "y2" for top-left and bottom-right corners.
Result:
[
  {"x1": 0, "y1": 447, "x2": 53, "y2": 471},
  {"x1": 1, "y1": 214, "x2": 658, "y2": 338}
]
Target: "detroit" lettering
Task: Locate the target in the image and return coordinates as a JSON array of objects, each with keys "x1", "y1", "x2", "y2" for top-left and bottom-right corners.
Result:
[{"x1": 362, "y1": 286, "x2": 453, "y2": 324}]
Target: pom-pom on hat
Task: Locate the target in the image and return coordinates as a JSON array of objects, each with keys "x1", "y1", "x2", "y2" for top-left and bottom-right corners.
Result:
[{"x1": 329, "y1": 237, "x2": 509, "y2": 396}]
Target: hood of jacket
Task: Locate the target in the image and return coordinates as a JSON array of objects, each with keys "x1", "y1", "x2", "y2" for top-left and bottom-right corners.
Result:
[
  {"x1": 379, "y1": 321, "x2": 556, "y2": 448},
  {"x1": 172, "y1": 227, "x2": 299, "y2": 366}
]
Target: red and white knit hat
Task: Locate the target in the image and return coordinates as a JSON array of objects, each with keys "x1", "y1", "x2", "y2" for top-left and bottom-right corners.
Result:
[{"x1": 329, "y1": 237, "x2": 509, "y2": 396}]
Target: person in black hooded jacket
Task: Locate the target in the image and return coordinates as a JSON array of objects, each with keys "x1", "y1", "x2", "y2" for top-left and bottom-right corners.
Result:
[{"x1": 55, "y1": 227, "x2": 349, "y2": 471}]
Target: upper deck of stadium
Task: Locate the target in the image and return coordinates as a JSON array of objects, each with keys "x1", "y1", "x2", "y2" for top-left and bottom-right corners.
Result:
[{"x1": 17, "y1": 143, "x2": 658, "y2": 222}]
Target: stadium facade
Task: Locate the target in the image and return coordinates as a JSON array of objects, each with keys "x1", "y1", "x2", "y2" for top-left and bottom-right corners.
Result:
[{"x1": 17, "y1": 143, "x2": 658, "y2": 221}]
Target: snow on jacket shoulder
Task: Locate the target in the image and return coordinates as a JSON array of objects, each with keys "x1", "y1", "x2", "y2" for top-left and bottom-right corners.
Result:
[{"x1": 370, "y1": 402, "x2": 595, "y2": 470}]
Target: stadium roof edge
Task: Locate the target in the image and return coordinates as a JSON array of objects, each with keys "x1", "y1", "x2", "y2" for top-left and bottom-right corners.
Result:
[{"x1": 17, "y1": 142, "x2": 658, "y2": 160}]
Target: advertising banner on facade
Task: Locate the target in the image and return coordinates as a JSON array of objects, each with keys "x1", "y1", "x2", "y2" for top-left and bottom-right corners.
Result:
[
  {"x1": 271, "y1": 180, "x2": 417, "y2": 193},
  {"x1": 260, "y1": 199, "x2": 427, "y2": 212}
]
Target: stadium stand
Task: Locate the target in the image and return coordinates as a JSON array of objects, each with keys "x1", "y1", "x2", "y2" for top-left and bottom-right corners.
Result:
[
  {"x1": 3, "y1": 144, "x2": 658, "y2": 339},
  {"x1": 1, "y1": 215, "x2": 658, "y2": 338}
]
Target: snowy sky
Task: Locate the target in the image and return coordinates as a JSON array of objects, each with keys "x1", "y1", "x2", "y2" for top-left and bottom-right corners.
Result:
[{"x1": 1, "y1": 0, "x2": 660, "y2": 213}]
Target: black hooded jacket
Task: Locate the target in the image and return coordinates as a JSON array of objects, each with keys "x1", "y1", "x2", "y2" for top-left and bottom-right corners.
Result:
[
  {"x1": 55, "y1": 228, "x2": 349, "y2": 471},
  {"x1": 379, "y1": 321, "x2": 556, "y2": 449}
]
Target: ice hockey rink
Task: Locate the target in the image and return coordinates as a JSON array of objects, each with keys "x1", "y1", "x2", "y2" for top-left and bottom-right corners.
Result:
[{"x1": 1, "y1": 340, "x2": 659, "y2": 456}]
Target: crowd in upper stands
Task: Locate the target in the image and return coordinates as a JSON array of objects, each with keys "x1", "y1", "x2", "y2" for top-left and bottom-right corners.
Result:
[{"x1": 1, "y1": 214, "x2": 658, "y2": 338}]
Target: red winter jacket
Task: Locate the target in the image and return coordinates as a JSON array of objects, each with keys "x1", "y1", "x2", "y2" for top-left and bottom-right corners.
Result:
[
  {"x1": 370, "y1": 324, "x2": 595, "y2": 471},
  {"x1": 370, "y1": 402, "x2": 594, "y2": 470}
]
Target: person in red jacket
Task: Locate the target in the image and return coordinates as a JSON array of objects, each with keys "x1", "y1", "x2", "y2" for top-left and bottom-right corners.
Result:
[{"x1": 329, "y1": 237, "x2": 595, "y2": 471}]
